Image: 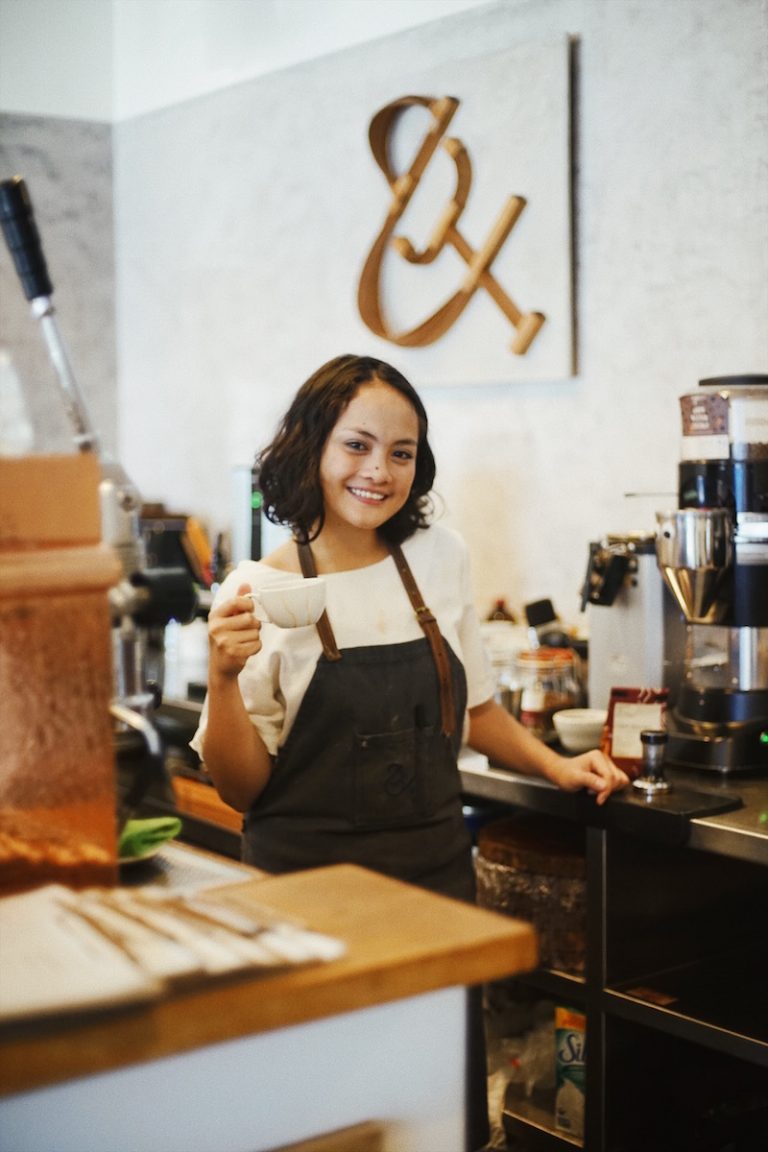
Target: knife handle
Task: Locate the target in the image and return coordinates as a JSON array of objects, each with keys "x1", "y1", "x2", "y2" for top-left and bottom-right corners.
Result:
[{"x1": 0, "y1": 176, "x2": 54, "y2": 300}]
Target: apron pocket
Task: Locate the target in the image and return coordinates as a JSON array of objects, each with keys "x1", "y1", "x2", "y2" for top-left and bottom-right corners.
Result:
[{"x1": 352, "y1": 727, "x2": 432, "y2": 828}]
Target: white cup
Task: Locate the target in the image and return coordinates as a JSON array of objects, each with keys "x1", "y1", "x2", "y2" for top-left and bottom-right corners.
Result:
[{"x1": 247, "y1": 577, "x2": 326, "y2": 628}]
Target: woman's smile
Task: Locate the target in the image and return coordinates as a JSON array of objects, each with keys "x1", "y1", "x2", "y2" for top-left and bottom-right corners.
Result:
[{"x1": 347, "y1": 486, "x2": 387, "y2": 503}]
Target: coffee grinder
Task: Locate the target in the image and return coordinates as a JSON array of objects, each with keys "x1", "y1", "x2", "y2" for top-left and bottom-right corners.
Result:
[{"x1": 656, "y1": 375, "x2": 768, "y2": 773}]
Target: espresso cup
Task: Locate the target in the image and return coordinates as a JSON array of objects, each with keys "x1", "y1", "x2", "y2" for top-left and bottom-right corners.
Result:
[{"x1": 247, "y1": 577, "x2": 326, "y2": 628}]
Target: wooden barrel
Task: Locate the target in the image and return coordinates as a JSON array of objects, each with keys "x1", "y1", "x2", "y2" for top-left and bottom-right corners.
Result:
[{"x1": 475, "y1": 813, "x2": 587, "y2": 975}]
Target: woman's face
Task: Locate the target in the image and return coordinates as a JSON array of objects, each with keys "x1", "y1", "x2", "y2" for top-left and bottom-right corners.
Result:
[{"x1": 318, "y1": 380, "x2": 419, "y2": 534}]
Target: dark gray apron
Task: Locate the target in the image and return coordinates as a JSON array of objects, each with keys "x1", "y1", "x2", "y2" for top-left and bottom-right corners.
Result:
[
  {"x1": 242, "y1": 544, "x2": 489, "y2": 1151},
  {"x1": 242, "y1": 546, "x2": 474, "y2": 901}
]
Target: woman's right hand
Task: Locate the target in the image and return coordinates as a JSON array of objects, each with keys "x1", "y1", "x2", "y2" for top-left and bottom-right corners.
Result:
[
  {"x1": 207, "y1": 581, "x2": 263, "y2": 681},
  {"x1": 202, "y1": 581, "x2": 274, "y2": 810}
]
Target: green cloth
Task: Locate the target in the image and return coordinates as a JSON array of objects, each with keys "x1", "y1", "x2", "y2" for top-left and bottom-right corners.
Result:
[{"x1": 118, "y1": 817, "x2": 182, "y2": 859}]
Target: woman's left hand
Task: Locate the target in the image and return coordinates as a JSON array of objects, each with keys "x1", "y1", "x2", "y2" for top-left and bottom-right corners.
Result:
[
  {"x1": 468, "y1": 699, "x2": 630, "y2": 804},
  {"x1": 545, "y1": 750, "x2": 630, "y2": 805}
]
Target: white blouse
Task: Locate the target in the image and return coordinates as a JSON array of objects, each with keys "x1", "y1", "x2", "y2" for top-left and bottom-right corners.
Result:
[{"x1": 191, "y1": 523, "x2": 494, "y2": 758}]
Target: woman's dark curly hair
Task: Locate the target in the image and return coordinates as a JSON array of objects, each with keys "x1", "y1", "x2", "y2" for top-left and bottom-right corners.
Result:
[{"x1": 256, "y1": 354, "x2": 436, "y2": 546}]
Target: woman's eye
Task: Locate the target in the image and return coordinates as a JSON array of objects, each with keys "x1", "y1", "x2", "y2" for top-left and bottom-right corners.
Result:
[
  {"x1": 393, "y1": 449, "x2": 415, "y2": 462},
  {"x1": 345, "y1": 439, "x2": 367, "y2": 452}
]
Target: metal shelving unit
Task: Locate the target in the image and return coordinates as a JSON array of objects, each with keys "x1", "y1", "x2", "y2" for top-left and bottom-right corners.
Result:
[{"x1": 503, "y1": 1091, "x2": 582, "y2": 1150}]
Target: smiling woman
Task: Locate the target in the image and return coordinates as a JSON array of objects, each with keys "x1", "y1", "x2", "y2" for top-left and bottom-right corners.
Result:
[
  {"x1": 193, "y1": 354, "x2": 486, "y2": 895},
  {"x1": 190, "y1": 352, "x2": 627, "y2": 893},
  {"x1": 188, "y1": 351, "x2": 627, "y2": 1152}
]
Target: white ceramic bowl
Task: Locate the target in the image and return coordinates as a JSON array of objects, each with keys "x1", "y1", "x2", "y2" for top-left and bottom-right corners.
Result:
[{"x1": 552, "y1": 708, "x2": 607, "y2": 753}]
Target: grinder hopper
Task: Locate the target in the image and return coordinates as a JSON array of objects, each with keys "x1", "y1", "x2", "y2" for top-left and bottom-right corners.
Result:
[{"x1": 655, "y1": 508, "x2": 732, "y2": 625}]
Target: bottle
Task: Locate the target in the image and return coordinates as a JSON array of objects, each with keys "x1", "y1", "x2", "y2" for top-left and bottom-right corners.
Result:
[
  {"x1": 555, "y1": 1005, "x2": 586, "y2": 1138},
  {"x1": 486, "y1": 597, "x2": 516, "y2": 622},
  {"x1": 482, "y1": 599, "x2": 521, "y2": 715},
  {"x1": 211, "y1": 532, "x2": 229, "y2": 588},
  {"x1": 0, "y1": 345, "x2": 34, "y2": 456}
]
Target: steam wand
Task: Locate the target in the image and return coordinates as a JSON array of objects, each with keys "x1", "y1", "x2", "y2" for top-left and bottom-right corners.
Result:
[{"x1": 0, "y1": 177, "x2": 99, "y2": 453}]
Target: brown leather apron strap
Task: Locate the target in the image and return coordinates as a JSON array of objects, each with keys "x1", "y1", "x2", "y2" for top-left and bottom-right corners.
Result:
[
  {"x1": 297, "y1": 542, "x2": 342, "y2": 662},
  {"x1": 389, "y1": 543, "x2": 456, "y2": 739},
  {"x1": 297, "y1": 540, "x2": 456, "y2": 735}
]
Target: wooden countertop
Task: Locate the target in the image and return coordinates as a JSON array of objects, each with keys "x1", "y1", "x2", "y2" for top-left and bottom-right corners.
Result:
[{"x1": 0, "y1": 863, "x2": 538, "y2": 1098}]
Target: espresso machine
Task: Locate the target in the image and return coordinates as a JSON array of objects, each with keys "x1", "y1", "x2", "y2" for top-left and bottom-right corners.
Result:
[
  {"x1": 0, "y1": 176, "x2": 198, "y2": 816},
  {"x1": 656, "y1": 375, "x2": 768, "y2": 773}
]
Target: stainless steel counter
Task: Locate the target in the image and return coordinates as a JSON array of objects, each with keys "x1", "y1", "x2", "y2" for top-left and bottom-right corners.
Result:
[
  {"x1": 157, "y1": 697, "x2": 768, "y2": 866},
  {"x1": 685, "y1": 770, "x2": 768, "y2": 863},
  {"x1": 459, "y1": 761, "x2": 768, "y2": 867}
]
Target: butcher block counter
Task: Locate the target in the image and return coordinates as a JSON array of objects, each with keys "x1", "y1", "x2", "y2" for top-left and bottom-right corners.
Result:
[{"x1": 0, "y1": 861, "x2": 538, "y2": 1152}]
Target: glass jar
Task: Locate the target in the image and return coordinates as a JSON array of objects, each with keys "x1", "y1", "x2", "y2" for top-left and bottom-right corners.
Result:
[
  {"x1": 515, "y1": 647, "x2": 580, "y2": 741},
  {"x1": 481, "y1": 621, "x2": 527, "y2": 717}
]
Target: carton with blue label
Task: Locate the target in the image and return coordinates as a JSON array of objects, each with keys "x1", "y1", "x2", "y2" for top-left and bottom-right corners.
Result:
[{"x1": 555, "y1": 1005, "x2": 586, "y2": 1137}]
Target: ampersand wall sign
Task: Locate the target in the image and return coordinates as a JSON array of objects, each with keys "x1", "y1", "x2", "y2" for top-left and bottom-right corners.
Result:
[{"x1": 358, "y1": 95, "x2": 546, "y2": 355}]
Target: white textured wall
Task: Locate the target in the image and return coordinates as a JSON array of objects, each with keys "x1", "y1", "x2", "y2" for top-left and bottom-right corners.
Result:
[
  {"x1": 0, "y1": 0, "x2": 113, "y2": 120},
  {"x1": 1, "y1": 0, "x2": 766, "y2": 628},
  {"x1": 112, "y1": 0, "x2": 492, "y2": 121},
  {"x1": 114, "y1": 0, "x2": 768, "y2": 624},
  {"x1": 0, "y1": 0, "x2": 490, "y2": 120},
  {"x1": 0, "y1": 118, "x2": 116, "y2": 454}
]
